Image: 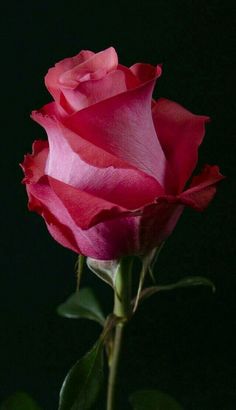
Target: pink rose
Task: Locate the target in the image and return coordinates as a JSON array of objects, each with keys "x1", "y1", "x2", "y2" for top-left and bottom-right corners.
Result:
[{"x1": 21, "y1": 47, "x2": 224, "y2": 260}]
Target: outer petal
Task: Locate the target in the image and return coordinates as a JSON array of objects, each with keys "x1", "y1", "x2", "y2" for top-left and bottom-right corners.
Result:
[
  {"x1": 21, "y1": 140, "x2": 140, "y2": 259},
  {"x1": 63, "y1": 77, "x2": 167, "y2": 183},
  {"x1": 80, "y1": 216, "x2": 141, "y2": 259},
  {"x1": 117, "y1": 64, "x2": 140, "y2": 89},
  {"x1": 26, "y1": 179, "x2": 82, "y2": 254},
  {"x1": 179, "y1": 165, "x2": 225, "y2": 211},
  {"x1": 32, "y1": 109, "x2": 164, "y2": 209},
  {"x1": 21, "y1": 140, "x2": 48, "y2": 183},
  {"x1": 130, "y1": 63, "x2": 162, "y2": 83},
  {"x1": 27, "y1": 176, "x2": 142, "y2": 259},
  {"x1": 149, "y1": 165, "x2": 224, "y2": 211},
  {"x1": 138, "y1": 165, "x2": 224, "y2": 252},
  {"x1": 140, "y1": 201, "x2": 185, "y2": 254},
  {"x1": 47, "y1": 175, "x2": 137, "y2": 230},
  {"x1": 25, "y1": 173, "x2": 183, "y2": 260},
  {"x1": 152, "y1": 98, "x2": 210, "y2": 193}
]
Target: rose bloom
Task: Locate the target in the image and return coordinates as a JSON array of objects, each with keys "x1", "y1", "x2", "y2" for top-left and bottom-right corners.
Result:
[{"x1": 21, "y1": 47, "x2": 223, "y2": 260}]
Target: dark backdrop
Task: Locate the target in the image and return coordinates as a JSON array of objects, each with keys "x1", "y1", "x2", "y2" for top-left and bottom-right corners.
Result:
[{"x1": 1, "y1": 0, "x2": 235, "y2": 409}]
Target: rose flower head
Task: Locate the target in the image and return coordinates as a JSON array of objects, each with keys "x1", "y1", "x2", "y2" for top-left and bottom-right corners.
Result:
[{"x1": 21, "y1": 47, "x2": 224, "y2": 260}]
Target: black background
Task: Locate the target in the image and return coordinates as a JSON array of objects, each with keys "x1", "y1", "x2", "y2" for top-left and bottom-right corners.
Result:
[{"x1": 1, "y1": 0, "x2": 235, "y2": 409}]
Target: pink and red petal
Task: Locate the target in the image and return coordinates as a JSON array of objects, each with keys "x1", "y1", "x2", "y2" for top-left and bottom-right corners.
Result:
[
  {"x1": 26, "y1": 176, "x2": 142, "y2": 259},
  {"x1": 31, "y1": 110, "x2": 164, "y2": 209},
  {"x1": 58, "y1": 47, "x2": 118, "y2": 88},
  {"x1": 21, "y1": 140, "x2": 48, "y2": 183},
  {"x1": 140, "y1": 201, "x2": 184, "y2": 253},
  {"x1": 152, "y1": 98, "x2": 210, "y2": 193},
  {"x1": 130, "y1": 63, "x2": 162, "y2": 83},
  {"x1": 80, "y1": 216, "x2": 141, "y2": 260},
  {"x1": 48, "y1": 175, "x2": 135, "y2": 230},
  {"x1": 63, "y1": 76, "x2": 167, "y2": 183},
  {"x1": 26, "y1": 181, "x2": 81, "y2": 254},
  {"x1": 59, "y1": 69, "x2": 128, "y2": 112},
  {"x1": 138, "y1": 164, "x2": 224, "y2": 251},
  {"x1": 117, "y1": 64, "x2": 140, "y2": 89},
  {"x1": 179, "y1": 165, "x2": 225, "y2": 211},
  {"x1": 22, "y1": 152, "x2": 138, "y2": 258},
  {"x1": 45, "y1": 50, "x2": 95, "y2": 103}
]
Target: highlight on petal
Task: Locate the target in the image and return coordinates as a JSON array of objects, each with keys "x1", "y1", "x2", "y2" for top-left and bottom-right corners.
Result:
[
  {"x1": 21, "y1": 138, "x2": 179, "y2": 258},
  {"x1": 31, "y1": 109, "x2": 164, "y2": 209},
  {"x1": 152, "y1": 98, "x2": 210, "y2": 193},
  {"x1": 64, "y1": 76, "x2": 168, "y2": 184}
]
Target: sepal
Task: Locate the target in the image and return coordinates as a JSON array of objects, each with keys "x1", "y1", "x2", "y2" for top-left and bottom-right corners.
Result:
[{"x1": 87, "y1": 257, "x2": 119, "y2": 288}]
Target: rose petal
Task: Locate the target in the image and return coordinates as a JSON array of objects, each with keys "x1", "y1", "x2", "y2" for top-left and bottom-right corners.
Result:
[
  {"x1": 45, "y1": 50, "x2": 95, "y2": 103},
  {"x1": 20, "y1": 140, "x2": 48, "y2": 183},
  {"x1": 152, "y1": 98, "x2": 210, "y2": 193},
  {"x1": 138, "y1": 165, "x2": 224, "y2": 251},
  {"x1": 117, "y1": 64, "x2": 140, "y2": 89},
  {"x1": 140, "y1": 201, "x2": 185, "y2": 253},
  {"x1": 179, "y1": 164, "x2": 225, "y2": 211},
  {"x1": 60, "y1": 69, "x2": 129, "y2": 112},
  {"x1": 22, "y1": 142, "x2": 141, "y2": 258},
  {"x1": 26, "y1": 181, "x2": 81, "y2": 253},
  {"x1": 130, "y1": 63, "x2": 162, "y2": 83},
  {"x1": 32, "y1": 110, "x2": 164, "y2": 209},
  {"x1": 82, "y1": 215, "x2": 141, "y2": 259},
  {"x1": 27, "y1": 175, "x2": 141, "y2": 259},
  {"x1": 48, "y1": 175, "x2": 133, "y2": 229},
  {"x1": 63, "y1": 76, "x2": 167, "y2": 183},
  {"x1": 22, "y1": 141, "x2": 132, "y2": 232},
  {"x1": 58, "y1": 47, "x2": 118, "y2": 88}
]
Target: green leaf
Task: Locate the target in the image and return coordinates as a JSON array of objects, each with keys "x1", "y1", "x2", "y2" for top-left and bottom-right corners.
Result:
[
  {"x1": 59, "y1": 339, "x2": 104, "y2": 410},
  {"x1": 137, "y1": 276, "x2": 215, "y2": 305},
  {"x1": 0, "y1": 392, "x2": 42, "y2": 410},
  {"x1": 130, "y1": 390, "x2": 183, "y2": 410},
  {"x1": 57, "y1": 287, "x2": 105, "y2": 325}
]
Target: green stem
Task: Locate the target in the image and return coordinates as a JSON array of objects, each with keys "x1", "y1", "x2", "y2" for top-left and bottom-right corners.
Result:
[
  {"x1": 76, "y1": 255, "x2": 85, "y2": 292},
  {"x1": 106, "y1": 322, "x2": 124, "y2": 410},
  {"x1": 106, "y1": 257, "x2": 133, "y2": 410}
]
